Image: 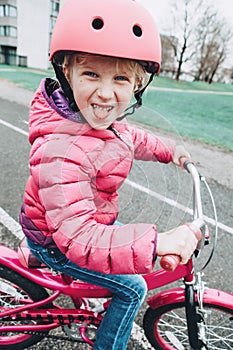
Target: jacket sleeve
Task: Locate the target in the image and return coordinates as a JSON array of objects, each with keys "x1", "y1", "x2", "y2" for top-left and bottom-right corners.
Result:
[
  {"x1": 35, "y1": 137, "x2": 157, "y2": 275},
  {"x1": 129, "y1": 125, "x2": 176, "y2": 163}
]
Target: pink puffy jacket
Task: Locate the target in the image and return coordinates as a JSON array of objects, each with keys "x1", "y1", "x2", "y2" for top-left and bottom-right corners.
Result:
[{"x1": 22, "y1": 78, "x2": 176, "y2": 275}]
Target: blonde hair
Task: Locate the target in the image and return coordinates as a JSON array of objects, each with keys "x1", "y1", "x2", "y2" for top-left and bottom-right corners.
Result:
[{"x1": 63, "y1": 52, "x2": 148, "y2": 92}]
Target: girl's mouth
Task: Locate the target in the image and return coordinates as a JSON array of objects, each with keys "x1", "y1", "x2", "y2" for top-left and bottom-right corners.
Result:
[{"x1": 91, "y1": 104, "x2": 114, "y2": 120}]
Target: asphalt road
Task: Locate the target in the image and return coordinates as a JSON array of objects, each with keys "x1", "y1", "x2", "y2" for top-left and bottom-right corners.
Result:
[{"x1": 0, "y1": 96, "x2": 232, "y2": 349}]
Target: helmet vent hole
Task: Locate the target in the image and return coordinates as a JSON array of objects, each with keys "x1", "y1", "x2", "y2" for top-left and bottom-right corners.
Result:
[
  {"x1": 133, "y1": 25, "x2": 142, "y2": 37},
  {"x1": 92, "y1": 18, "x2": 104, "y2": 30}
]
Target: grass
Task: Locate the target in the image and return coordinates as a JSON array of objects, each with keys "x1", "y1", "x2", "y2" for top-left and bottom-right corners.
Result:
[
  {"x1": 0, "y1": 64, "x2": 233, "y2": 151},
  {"x1": 129, "y1": 88, "x2": 233, "y2": 151},
  {"x1": 152, "y1": 76, "x2": 233, "y2": 93},
  {"x1": 0, "y1": 65, "x2": 54, "y2": 91}
]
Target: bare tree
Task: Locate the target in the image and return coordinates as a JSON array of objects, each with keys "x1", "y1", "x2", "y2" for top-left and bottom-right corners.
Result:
[
  {"x1": 194, "y1": 7, "x2": 232, "y2": 83},
  {"x1": 217, "y1": 67, "x2": 233, "y2": 84},
  {"x1": 166, "y1": 0, "x2": 202, "y2": 81},
  {"x1": 160, "y1": 34, "x2": 177, "y2": 75},
  {"x1": 161, "y1": 0, "x2": 232, "y2": 83}
]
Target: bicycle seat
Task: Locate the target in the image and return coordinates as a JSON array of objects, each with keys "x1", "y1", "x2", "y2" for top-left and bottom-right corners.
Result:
[{"x1": 18, "y1": 237, "x2": 45, "y2": 268}]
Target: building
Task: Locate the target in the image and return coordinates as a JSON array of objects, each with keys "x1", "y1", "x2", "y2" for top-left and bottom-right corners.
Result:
[
  {"x1": 0, "y1": 0, "x2": 64, "y2": 69},
  {"x1": 160, "y1": 34, "x2": 177, "y2": 78}
]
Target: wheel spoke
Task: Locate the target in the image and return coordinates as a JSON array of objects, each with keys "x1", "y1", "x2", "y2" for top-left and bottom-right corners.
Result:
[
  {"x1": 143, "y1": 302, "x2": 233, "y2": 350},
  {"x1": 0, "y1": 267, "x2": 49, "y2": 348}
]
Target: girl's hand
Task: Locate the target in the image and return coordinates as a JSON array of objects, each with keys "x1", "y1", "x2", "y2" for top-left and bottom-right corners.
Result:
[
  {"x1": 156, "y1": 224, "x2": 201, "y2": 264},
  {"x1": 172, "y1": 145, "x2": 191, "y2": 166}
]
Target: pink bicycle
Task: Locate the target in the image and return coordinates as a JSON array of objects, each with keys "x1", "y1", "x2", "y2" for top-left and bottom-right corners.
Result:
[{"x1": 0, "y1": 161, "x2": 232, "y2": 349}]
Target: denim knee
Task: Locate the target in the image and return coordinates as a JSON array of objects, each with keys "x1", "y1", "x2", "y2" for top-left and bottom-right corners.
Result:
[
  {"x1": 133, "y1": 275, "x2": 148, "y2": 303},
  {"x1": 117, "y1": 274, "x2": 147, "y2": 304}
]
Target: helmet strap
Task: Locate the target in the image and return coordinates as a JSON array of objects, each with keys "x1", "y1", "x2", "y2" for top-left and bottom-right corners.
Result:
[
  {"x1": 52, "y1": 62, "x2": 79, "y2": 112},
  {"x1": 116, "y1": 72, "x2": 155, "y2": 121},
  {"x1": 52, "y1": 63, "x2": 155, "y2": 121}
]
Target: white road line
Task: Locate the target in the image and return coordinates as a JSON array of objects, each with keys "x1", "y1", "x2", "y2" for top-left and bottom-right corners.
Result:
[
  {"x1": 0, "y1": 207, "x2": 24, "y2": 239},
  {"x1": 1, "y1": 120, "x2": 232, "y2": 348},
  {"x1": 0, "y1": 207, "x2": 153, "y2": 348},
  {"x1": 126, "y1": 179, "x2": 233, "y2": 235},
  {"x1": 0, "y1": 118, "x2": 28, "y2": 136},
  {"x1": 126, "y1": 179, "x2": 193, "y2": 215},
  {"x1": 1, "y1": 119, "x2": 233, "y2": 236}
]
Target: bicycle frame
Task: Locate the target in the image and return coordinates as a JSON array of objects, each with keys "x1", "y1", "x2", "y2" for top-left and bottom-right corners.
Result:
[
  {"x1": 0, "y1": 243, "x2": 191, "y2": 297},
  {"x1": 0, "y1": 162, "x2": 232, "y2": 349},
  {"x1": 0, "y1": 243, "x2": 232, "y2": 339},
  {"x1": 0, "y1": 162, "x2": 201, "y2": 303},
  {"x1": 0, "y1": 244, "x2": 191, "y2": 328}
]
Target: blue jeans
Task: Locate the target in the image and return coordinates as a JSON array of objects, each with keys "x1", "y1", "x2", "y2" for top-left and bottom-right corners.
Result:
[{"x1": 27, "y1": 239, "x2": 147, "y2": 350}]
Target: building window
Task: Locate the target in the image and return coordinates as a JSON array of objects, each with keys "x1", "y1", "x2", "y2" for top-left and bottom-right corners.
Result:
[
  {"x1": 0, "y1": 26, "x2": 17, "y2": 37},
  {"x1": 0, "y1": 5, "x2": 17, "y2": 17},
  {"x1": 0, "y1": 46, "x2": 17, "y2": 65},
  {"x1": 50, "y1": 1, "x2": 60, "y2": 17},
  {"x1": 50, "y1": 1, "x2": 60, "y2": 35}
]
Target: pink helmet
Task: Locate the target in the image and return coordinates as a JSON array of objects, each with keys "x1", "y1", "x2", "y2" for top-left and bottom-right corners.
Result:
[{"x1": 50, "y1": 0, "x2": 161, "y2": 74}]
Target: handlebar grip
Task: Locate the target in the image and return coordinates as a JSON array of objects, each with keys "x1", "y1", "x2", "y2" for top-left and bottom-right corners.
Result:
[
  {"x1": 179, "y1": 156, "x2": 194, "y2": 170},
  {"x1": 160, "y1": 255, "x2": 181, "y2": 272},
  {"x1": 159, "y1": 219, "x2": 204, "y2": 272}
]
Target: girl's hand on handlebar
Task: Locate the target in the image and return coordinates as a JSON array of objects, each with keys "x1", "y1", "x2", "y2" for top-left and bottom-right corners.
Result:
[
  {"x1": 156, "y1": 223, "x2": 201, "y2": 265},
  {"x1": 172, "y1": 145, "x2": 191, "y2": 167}
]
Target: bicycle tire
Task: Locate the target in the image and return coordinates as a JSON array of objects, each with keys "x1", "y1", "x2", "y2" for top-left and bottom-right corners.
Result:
[
  {"x1": 143, "y1": 300, "x2": 233, "y2": 350},
  {"x1": 0, "y1": 265, "x2": 51, "y2": 349},
  {"x1": 185, "y1": 284, "x2": 199, "y2": 349}
]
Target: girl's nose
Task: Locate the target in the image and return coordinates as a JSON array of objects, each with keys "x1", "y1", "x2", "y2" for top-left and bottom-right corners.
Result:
[{"x1": 97, "y1": 82, "x2": 114, "y2": 100}]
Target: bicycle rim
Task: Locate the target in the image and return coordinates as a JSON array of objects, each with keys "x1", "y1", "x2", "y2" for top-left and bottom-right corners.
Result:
[
  {"x1": 0, "y1": 266, "x2": 50, "y2": 349},
  {"x1": 143, "y1": 301, "x2": 233, "y2": 350}
]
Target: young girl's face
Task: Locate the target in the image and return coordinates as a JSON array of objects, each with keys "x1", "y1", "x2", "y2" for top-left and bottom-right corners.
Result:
[{"x1": 64, "y1": 54, "x2": 141, "y2": 130}]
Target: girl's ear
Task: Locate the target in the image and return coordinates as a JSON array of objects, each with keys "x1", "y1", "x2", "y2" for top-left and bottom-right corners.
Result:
[
  {"x1": 134, "y1": 79, "x2": 143, "y2": 92},
  {"x1": 62, "y1": 65, "x2": 68, "y2": 79},
  {"x1": 62, "y1": 65, "x2": 72, "y2": 87}
]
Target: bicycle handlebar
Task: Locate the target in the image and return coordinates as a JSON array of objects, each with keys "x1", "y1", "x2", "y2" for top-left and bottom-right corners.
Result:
[{"x1": 160, "y1": 160, "x2": 205, "y2": 272}]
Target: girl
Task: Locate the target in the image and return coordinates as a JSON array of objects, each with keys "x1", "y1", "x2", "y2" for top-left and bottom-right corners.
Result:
[{"x1": 20, "y1": 0, "x2": 200, "y2": 349}]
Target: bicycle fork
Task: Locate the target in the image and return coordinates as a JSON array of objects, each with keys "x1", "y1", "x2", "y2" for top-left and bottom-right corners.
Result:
[{"x1": 185, "y1": 272, "x2": 208, "y2": 350}]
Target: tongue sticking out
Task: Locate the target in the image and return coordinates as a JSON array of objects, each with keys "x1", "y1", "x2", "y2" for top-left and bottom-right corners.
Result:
[{"x1": 92, "y1": 104, "x2": 113, "y2": 119}]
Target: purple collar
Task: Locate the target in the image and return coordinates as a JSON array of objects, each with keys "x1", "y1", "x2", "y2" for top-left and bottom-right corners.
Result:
[
  {"x1": 51, "y1": 88, "x2": 85, "y2": 123},
  {"x1": 41, "y1": 79, "x2": 85, "y2": 123}
]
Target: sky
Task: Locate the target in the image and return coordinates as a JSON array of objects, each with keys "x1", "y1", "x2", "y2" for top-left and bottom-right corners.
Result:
[
  {"x1": 137, "y1": 0, "x2": 233, "y2": 67},
  {"x1": 137, "y1": 0, "x2": 233, "y2": 33}
]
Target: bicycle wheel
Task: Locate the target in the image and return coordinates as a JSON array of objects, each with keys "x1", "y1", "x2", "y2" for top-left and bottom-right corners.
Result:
[
  {"x1": 0, "y1": 265, "x2": 51, "y2": 349},
  {"x1": 185, "y1": 284, "x2": 199, "y2": 349},
  {"x1": 143, "y1": 300, "x2": 233, "y2": 350}
]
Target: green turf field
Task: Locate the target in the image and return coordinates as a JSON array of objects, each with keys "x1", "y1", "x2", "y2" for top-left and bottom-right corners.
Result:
[
  {"x1": 130, "y1": 88, "x2": 233, "y2": 151},
  {"x1": 0, "y1": 65, "x2": 232, "y2": 151}
]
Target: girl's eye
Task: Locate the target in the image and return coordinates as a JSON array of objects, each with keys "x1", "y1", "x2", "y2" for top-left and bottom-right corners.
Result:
[
  {"x1": 115, "y1": 75, "x2": 129, "y2": 81},
  {"x1": 84, "y1": 71, "x2": 98, "y2": 78}
]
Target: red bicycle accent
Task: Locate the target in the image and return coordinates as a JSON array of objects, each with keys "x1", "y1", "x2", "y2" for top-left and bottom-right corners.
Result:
[{"x1": 0, "y1": 163, "x2": 232, "y2": 349}]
